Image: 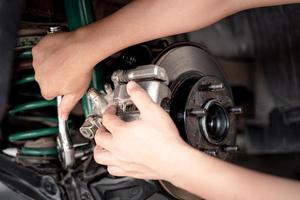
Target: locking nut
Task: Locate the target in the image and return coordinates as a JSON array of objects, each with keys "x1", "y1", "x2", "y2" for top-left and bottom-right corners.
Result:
[{"x1": 79, "y1": 115, "x2": 102, "y2": 139}]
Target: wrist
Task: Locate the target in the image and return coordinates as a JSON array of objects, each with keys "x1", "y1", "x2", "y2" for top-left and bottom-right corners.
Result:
[
  {"x1": 72, "y1": 26, "x2": 114, "y2": 70},
  {"x1": 73, "y1": 20, "x2": 126, "y2": 69},
  {"x1": 157, "y1": 141, "x2": 196, "y2": 183}
]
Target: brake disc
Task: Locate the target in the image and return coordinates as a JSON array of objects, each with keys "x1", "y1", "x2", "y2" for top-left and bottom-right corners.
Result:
[{"x1": 153, "y1": 42, "x2": 240, "y2": 200}]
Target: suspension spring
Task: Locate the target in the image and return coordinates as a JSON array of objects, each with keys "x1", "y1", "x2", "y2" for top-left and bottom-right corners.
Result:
[{"x1": 8, "y1": 35, "x2": 59, "y2": 159}]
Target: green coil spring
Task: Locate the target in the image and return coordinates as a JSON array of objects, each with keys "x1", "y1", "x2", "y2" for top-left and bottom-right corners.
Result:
[{"x1": 9, "y1": 48, "x2": 59, "y2": 157}]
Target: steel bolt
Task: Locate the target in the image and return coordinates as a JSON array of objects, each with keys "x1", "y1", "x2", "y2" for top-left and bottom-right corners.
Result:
[
  {"x1": 189, "y1": 108, "x2": 207, "y2": 117},
  {"x1": 228, "y1": 107, "x2": 243, "y2": 114},
  {"x1": 208, "y1": 83, "x2": 224, "y2": 91},
  {"x1": 199, "y1": 83, "x2": 224, "y2": 91},
  {"x1": 47, "y1": 26, "x2": 61, "y2": 34},
  {"x1": 223, "y1": 145, "x2": 239, "y2": 152}
]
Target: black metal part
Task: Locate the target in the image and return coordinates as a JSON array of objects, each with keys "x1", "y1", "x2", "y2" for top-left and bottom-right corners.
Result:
[
  {"x1": 170, "y1": 75, "x2": 235, "y2": 159},
  {"x1": 153, "y1": 42, "x2": 237, "y2": 199},
  {"x1": 90, "y1": 177, "x2": 172, "y2": 200},
  {"x1": 0, "y1": 154, "x2": 62, "y2": 200},
  {"x1": 202, "y1": 100, "x2": 230, "y2": 143}
]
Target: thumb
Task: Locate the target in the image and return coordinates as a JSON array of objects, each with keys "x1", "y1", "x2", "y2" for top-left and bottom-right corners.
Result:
[
  {"x1": 126, "y1": 81, "x2": 157, "y2": 116},
  {"x1": 58, "y1": 93, "x2": 81, "y2": 120}
]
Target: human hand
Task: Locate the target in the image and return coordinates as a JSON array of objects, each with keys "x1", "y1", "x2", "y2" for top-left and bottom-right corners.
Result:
[
  {"x1": 32, "y1": 31, "x2": 96, "y2": 120},
  {"x1": 93, "y1": 81, "x2": 189, "y2": 180}
]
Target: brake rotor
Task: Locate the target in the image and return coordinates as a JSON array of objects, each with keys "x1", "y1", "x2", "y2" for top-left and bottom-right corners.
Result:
[{"x1": 153, "y1": 42, "x2": 240, "y2": 200}]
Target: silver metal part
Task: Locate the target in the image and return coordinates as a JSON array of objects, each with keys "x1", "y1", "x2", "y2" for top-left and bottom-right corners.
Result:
[
  {"x1": 80, "y1": 64, "x2": 171, "y2": 139},
  {"x1": 79, "y1": 88, "x2": 113, "y2": 139},
  {"x1": 87, "y1": 88, "x2": 110, "y2": 115},
  {"x1": 126, "y1": 65, "x2": 169, "y2": 84},
  {"x1": 79, "y1": 115, "x2": 102, "y2": 139},
  {"x1": 57, "y1": 96, "x2": 75, "y2": 169},
  {"x1": 113, "y1": 80, "x2": 171, "y2": 112},
  {"x1": 223, "y1": 145, "x2": 239, "y2": 152},
  {"x1": 112, "y1": 64, "x2": 169, "y2": 86},
  {"x1": 189, "y1": 108, "x2": 207, "y2": 117},
  {"x1": 47, "y1": 26, "x2": 62, "y2": 34},
  {"x1": 229, "y1": 106, "x2": 243, "y2": 114},
  {"x1": 47, "y1": 26, "x2": 76, "y2": 169},
  {"x1": 113, "y1": 84, "x2": 130, "y2": 111},
  {"x1": 208, "y1": 83, "x2": 224, "y2": 91}
]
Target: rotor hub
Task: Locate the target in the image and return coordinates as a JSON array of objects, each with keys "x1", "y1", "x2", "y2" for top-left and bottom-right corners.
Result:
[
  {"x1": 170, "y1": 74, "x2": 236, "y2": 159},
  {"x1": 153, "y1": 42, "x2": 241, "y2": 199}
]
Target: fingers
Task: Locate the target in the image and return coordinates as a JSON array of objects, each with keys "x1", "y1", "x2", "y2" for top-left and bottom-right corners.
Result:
[
  {"x1": 58, "y1": 93, "x2": 81, "y2": 120},
  {"x1": 93, "y1": 146, "x2": 116, "y2": 166},
  {"x1": 126, "y1": 81, "x2": 157, "y2": 116},
  {"x1": 40, "y1": 89, "x2": 56, "y2": 100},
  {"x1": 107, "y1": 166, "x2": 126, "y2": 177},
  {"x1": 95, "y1": 129, "x2": 113, "y2": 151},
  {"x1": 93, "y1": 146, "x2": 126, "y2": 177},
  {"x1": 102, "y1": 106, "x2": 125, "y2": 133}
]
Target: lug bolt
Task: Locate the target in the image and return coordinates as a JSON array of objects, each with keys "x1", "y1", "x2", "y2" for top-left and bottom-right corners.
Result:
[
  {"x1": 228, "y1": 107, "x2": 243, "y2": 114},
  {"x1": 204, "y1": 149, "x2": 218, "y2": 157},
  {"x1": 189, "y1": 108, "x2": 207, "y2": 117},
  {"x1": 199, "y1": 83, "x2": 224, "y2": 91},
  {"x1": 208, "y1": 83, "x2": 224, "y2": 91},
  {"x1": 222, "y1": 145, "x2": 239, "y2": 152},
  {"x1": 47, "y1": 26, "x2": 61, "y2": 34}
]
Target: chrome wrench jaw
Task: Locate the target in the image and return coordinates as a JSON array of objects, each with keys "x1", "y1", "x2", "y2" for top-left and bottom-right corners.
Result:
[
  {"x1": 48, "y1": 27, "x2": 76, "y2": 169},
  {"x1": 56, "y1": 95, "x2": 75, "y2": 169}
]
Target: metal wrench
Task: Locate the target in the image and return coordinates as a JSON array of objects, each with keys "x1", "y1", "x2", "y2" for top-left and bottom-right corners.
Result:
[
  {"x1": 48, "y1": 26, "x2": 75, "y2": 169},
  {"x1": 56, "y1": 96, "x2": 75, "y2": 169}
]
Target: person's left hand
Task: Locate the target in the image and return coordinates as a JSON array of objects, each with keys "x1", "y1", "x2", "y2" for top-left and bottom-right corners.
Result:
[{"x1": 93, "y1": 81, "x2": 188, "y2": 180}]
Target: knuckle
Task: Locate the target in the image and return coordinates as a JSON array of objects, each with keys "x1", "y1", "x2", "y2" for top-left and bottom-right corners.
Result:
[
  {"x1": 102, "y1": 114, "x2": 112, "y2": 126},
  {"x1": 107, "y1": 166, "x2": 122, "y2": 176},
  {"x1": 32, "y1": 46, "x2": 38, "y2": 55},
  {"x1": 94, "y1": 131, "x2": 102, "y2": 145},
  {"x1": 34, "y1": 74, "x2": 40, "y2": 83},
  {"x1": 32, "y1": 59, "x2": 37, "y2": 68},
  {"x1": 41, "y1": 89, "x2": 54, "y2": 100},
  {"x1": 107, "y1": 166, "x2": 115, "y2": 175},
  {"x1": 93, "y1": 152, "x2": 102, "y2": 164}
]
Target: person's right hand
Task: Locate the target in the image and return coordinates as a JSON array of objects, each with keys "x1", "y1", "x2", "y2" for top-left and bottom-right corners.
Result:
[{"x1": 32, "y1": 31, "x2": 96, "y2": 120}]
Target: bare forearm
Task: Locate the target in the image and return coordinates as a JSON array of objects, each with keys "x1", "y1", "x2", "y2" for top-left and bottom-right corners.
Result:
[
  {"x1": 167, "y1": 145, "x2": 300, "y2": 200},
  {"x1": 76, "y1": 0, "x2": 299, "y2": 66}
]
